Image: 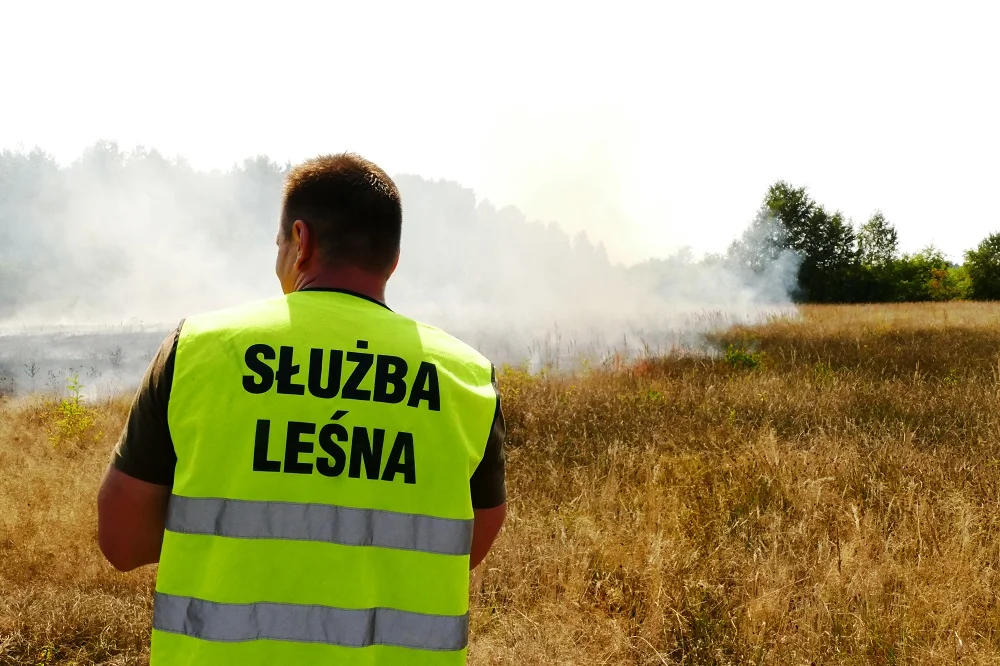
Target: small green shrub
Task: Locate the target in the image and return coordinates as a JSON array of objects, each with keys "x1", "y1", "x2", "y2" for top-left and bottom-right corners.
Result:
[
  {"x1": 724, "y1": 344, "x2": 764, "y2": 370},
  {"x1": 49, "y1": 375, "x2": 97, "y2": 446},
  {"x1": 35, "y1": 644, "x2": 55, "y2": 665},
  {"x1": 813, "y1": 361, "x2": 835, "y2": 381}
]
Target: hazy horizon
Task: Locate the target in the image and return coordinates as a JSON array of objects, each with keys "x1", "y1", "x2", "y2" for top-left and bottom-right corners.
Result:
[
  {"x1": 0, "y1": 143, "x2": 797, "y2": 397},
  {"x1": 0, "y1": 141, "x2": 796, "y2": 396},
  {"x1": 0, "y1": 142, "x2": 797, "y2": 328}
]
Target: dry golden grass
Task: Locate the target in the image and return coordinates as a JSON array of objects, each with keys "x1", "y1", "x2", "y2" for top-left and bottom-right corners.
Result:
[{"x1": 5, "y1": 302, "x2": 1000, "y2": 664}]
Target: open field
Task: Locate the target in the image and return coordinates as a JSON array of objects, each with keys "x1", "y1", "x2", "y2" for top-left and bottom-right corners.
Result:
[
  {"x1": 0, "y1": 325, "x2": 167, "y2": 400},
  {"x1": 4, "y1": 302, "x2": 1000, "y2": 664}
]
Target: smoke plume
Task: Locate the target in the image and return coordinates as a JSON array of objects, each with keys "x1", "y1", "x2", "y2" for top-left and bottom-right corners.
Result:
[{"x1": 0, "y1": 143, "x2": 797, "y2": 395}]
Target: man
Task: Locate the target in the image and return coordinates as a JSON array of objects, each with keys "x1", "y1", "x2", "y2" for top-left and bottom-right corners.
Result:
[{"x1": 97, "y1": 153, "x2": 507, "y2": 665}]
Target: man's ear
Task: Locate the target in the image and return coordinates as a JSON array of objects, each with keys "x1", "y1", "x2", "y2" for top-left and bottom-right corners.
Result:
[{"x1": 292, "y1": 220, "x2": 313, "y2": 269}]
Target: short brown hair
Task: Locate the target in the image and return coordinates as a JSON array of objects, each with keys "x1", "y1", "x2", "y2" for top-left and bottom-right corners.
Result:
[{"x1": 281, "y1": 153, "x2": 402, "y2": 274}]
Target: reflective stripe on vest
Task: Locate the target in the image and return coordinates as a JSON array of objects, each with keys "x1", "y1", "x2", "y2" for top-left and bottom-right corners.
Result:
[
  {"x1": 154, "y1": 593, "x2": 469, "y2": 651},
  {"x1": 165, "y1": 495, "x2": 474, "y2": 556}
]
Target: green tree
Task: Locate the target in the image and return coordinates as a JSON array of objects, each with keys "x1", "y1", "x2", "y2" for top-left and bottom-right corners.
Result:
[
  {"x1": 855, "y1": 212, "x2": 901, "y2": 301},
  {"x1": 726, "y1": 206, "x2": 789, "y2": 273},
  {"x1": 763, "y1": 182, "x2": 859, "y2": 302},
  {"x1": 888, "y1": 246, "x2": 953, "y2": 302},
  {"x1": 964, "y1": 232, "x2": 1000, "y2": 300},
  {"x1": 857, "y1": 211, "x2": 898, "y2": 266},
  {"x1": 928, "y1": 264, "x2": 970, "y2": 301}
]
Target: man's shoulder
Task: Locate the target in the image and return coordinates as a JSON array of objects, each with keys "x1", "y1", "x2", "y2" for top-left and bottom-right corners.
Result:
[
  {"x1": 179, "y1": 294, "x2": 493, "y2": 372},
  {"x1": 180, "y1": 296, "x2": 291, "y2": 337},
  {"x1": 408, "y1": 317, "x2": 492, "y2": 371}
]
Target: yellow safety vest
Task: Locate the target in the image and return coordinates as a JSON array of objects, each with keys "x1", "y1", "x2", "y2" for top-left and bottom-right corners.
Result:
[{"x1": 150, "y1": 290, "x2": 498, "y2": 665}]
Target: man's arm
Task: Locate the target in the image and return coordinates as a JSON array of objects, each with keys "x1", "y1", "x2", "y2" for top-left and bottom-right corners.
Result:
[
  {"x1": 469, "y1": 366, "x2": 507, "y2": 569},
  {"x1": 471, "y1": 503, "x2": 506, "y2": 569},
  {"x1": 97, "y1": 325, "x2": 180, "y2": 571},
  {"x1": 97, "y1": 467, "x2": 171, "y2": 571}
]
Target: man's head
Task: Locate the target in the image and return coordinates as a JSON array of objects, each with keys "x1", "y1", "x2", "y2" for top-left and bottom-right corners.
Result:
[{"x1": 276, "y1": 153, "x2": 402, "y2": 295}]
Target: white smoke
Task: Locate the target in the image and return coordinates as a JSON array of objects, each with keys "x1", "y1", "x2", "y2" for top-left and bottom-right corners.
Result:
[{"x1": 0, "y1": 144, "x2": 799, "y2": 396}]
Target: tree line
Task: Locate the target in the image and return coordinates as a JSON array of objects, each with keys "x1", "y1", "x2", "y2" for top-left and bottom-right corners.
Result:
[{"x1": 729, "y1": 181, "x2": 1000, "y2": 303}]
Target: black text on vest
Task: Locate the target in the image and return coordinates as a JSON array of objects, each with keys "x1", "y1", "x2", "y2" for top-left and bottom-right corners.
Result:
[
  {"x1": 252, "y1": 419, "x2": 416, "y2": 484},
  {"x1": 242, "y1": 343, "x2": 440, "y2": 411}
]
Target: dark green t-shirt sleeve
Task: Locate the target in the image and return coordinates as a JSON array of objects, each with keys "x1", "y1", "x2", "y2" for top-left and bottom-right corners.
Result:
[
  {"x1": 111, "y1": 324, "x2": 180, "y2": 486},
  {"x1": 469, "y1": 366, "x2": 507, "y2": 509}
]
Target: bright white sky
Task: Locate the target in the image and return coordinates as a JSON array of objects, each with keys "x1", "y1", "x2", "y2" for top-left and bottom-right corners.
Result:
[{"x1": 2, "y1": 0, "x2": 997, "y2": 264}]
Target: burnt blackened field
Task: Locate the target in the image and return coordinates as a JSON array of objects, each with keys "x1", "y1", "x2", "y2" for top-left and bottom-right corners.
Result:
[
  {"x1": 0, "y1": 324, "x2": 661, "y2": 399},
  {"x1": 0, "y1": 325, "x2": 170, "y2": 399},
  {"x1": 0, "y1": 308, "x2": 779, "y2": 400}
]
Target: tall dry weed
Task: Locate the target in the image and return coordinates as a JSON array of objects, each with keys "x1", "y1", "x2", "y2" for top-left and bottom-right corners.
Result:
[{"x1": 4, "y1": 303, "x2": 1000, "y2": 664}]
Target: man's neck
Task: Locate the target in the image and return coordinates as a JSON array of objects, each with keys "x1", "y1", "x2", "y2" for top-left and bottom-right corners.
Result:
[{"x1": 292, "y1": 269, "x2": 388, "y2": 304}]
